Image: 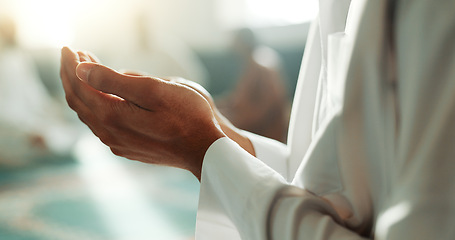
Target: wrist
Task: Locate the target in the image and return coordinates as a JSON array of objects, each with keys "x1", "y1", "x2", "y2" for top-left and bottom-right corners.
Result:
[
  {"x1": 188, "y1": 122, "x2": 226, "y2": 181},
  {"x1": 218, "y1": 121, "x2": 256, "y2": 157}
]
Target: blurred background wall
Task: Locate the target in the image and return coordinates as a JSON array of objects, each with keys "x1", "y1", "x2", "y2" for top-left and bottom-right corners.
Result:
[{"x1": 0, "y1": 0, "x2": 317, "y2": 98}]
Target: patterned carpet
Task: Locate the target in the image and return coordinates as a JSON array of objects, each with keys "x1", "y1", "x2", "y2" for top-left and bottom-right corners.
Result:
[{"x1": 0, "y1": 136, "x2": 200, "y2": 240}]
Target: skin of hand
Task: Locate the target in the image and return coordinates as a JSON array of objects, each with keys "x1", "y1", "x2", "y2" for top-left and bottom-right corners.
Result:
[
  {"x1": 157, "y1": 76, "x2": 256, "y2": 157},
  {"x1": 60, "y1": 47, "x2": 226, "y2": 180},
  {"x1": 120, "y1": 70, "x2": 256, "y2": 156}
]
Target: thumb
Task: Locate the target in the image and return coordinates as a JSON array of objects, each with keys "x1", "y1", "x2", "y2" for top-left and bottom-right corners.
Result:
[{"x1": 76, "y1": 62, "x2": 161, "y2": 107}]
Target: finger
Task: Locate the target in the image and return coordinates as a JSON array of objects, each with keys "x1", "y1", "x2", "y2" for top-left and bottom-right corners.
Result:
[
  {"x1": 61, "y1": 63, "x2": 109, "y2": 143},
  {"x1": 167, "y1": 77, "x2": 208, "y2": 96},
  {"x1": 61, "y1": 47, "x2": 84, "y2": 97},
  {"x1": 78, "y1": 112, "x2": 119, "y2": 148},
  {"x1": 118, "y1": 69, "x2": 150, "y2": 77},
  {"x1": 61, "y1": 47, "x2": 85, "y2": 110},
  {"x1": 62, "y1": 47, "x2": 121, "y2": 110},
  {"x1": 61, "y1": 46, "x2": 79, "y2": 87},
  {"x1": 78, "y1": 51, "x2": 91, "y2": 62},
  {"x1": 62, "y1": 48, "x2": 149, "y2": 149},
  {"x1": 61, "y1": 64, "x2": 105, "y2": 136},
  {"x1": 76, "y1": 62, "x2": 165, "y2": 109},
  {"x1": 77, "y1": 50, "x2": 101, "y2": 63},
  {"x1": 166, "y1": 76, "x2": 215, "y2": 105}
]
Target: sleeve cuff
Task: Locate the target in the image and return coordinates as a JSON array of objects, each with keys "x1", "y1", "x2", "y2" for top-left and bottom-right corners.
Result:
[
  {"x1": 196, "y1": 137, "x2": 286, "y2": 239},
  {"x1": 242, "y1": 131, "x2": 289, "y2": 180}
]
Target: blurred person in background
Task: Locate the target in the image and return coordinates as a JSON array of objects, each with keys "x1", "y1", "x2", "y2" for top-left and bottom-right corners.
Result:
[
  {"x1": 0, "y1": 16, "x2": 78, "y2": 167},
  {"x1": 112, "y1": 11, "x2": 209, "y2": 87},
  {"x1": 218, "y1": 28, "x2": 290, "y2": 143}
]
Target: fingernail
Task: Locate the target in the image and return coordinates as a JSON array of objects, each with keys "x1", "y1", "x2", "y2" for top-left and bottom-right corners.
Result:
[{"x1": 76, "y1": 63, "x2": 94, "y2": 82}]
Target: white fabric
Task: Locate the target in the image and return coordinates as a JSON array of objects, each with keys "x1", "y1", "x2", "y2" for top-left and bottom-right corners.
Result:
[
  {"x1": 242, "y1": 131, "x2": 289, "y2": 179},
  {"x1": 196, "y1": 0, "x2": 455, "y2": 239}
]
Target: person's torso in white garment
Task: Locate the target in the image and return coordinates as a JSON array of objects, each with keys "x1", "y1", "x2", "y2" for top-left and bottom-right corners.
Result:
[
  {"x1": 196, "y1": 1, "x2": 386, "y2": 238},
  {"x1": 195, "y1": 0, "x2": 455, "y2": 238}
]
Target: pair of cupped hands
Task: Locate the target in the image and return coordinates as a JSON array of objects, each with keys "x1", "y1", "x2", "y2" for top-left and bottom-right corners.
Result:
[{"x1": 60, "y1": 47, "x2": 254, "y2": 180}]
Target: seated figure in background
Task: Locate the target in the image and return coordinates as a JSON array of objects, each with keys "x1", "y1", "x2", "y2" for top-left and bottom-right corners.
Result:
[
  {"x1": 111, "y1": 12, "x2": 209, "y2": 87},
  {"x1": 218, "y1": 28, "x2": 290, "y2": 143},
  {"x1": 0, "y1": 16, "x2": 78, "y2": 166}
]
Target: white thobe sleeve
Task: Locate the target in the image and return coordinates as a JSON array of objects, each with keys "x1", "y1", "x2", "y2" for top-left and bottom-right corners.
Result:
[
  {"x1": 242, "y1": 131, "x2": 289, "y2": 179},
  {"x1": 195, "y1": 131, "x2": 289, "y2": 240},
  {"x1": 375, "y1": 1, "x2": 455, "y2": 239},
  {"x1": 196, "y1": 137, "x2": 368, "y2": 240}
]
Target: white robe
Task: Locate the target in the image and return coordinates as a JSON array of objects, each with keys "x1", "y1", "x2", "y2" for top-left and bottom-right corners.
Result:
[{"x1": 196, "y1": 0, "x2": 455, "y2": 239}]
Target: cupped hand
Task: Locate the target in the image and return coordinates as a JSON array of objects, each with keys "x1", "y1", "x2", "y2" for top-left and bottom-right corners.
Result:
[
  {"x1": 165, "y1": 76, "x2": 256, "y2": 156},
  {"x1": 117, "y1": 71, "x2": 255, "y2": 156},
  {"x1": 60, "y1": 47, "x2": 225, "y2": 180},
  {"x1": 119, "y1": 72, "x2": 256, "y2": 157}
]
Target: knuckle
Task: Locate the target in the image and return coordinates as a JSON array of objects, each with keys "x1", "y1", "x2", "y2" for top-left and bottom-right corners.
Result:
[
  {"x1": 97, "y1": 132, "x2": 116, "y2": 147},
  {"x1": 77, "y1": 114, "x2": 88, "y2": 125},
  {"x1": 77, "y1": 114, "x2": 98, "y2": 130},
  {"x1": 110, "y1": 147, "x2": 124, "y2": 157}
]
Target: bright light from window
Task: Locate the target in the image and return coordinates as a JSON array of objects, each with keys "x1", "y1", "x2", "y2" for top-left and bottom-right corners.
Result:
[
  {"x1": 4, "y1": 0, "x2": 145, "y2": 50},
  {"x1": 3, "y1": 0, "x2": 116, "y2": 49},
  {"x1": 3, "y1": 0, "x2": 79, "y2": 48},
  {"x1": 246, "y1": 0, "x2": 318, "y2": 26}
]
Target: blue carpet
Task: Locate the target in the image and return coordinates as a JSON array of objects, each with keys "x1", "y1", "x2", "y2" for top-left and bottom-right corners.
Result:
[{"x1": 0, "y1": 152, "x2": 200, "y2": 240}]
